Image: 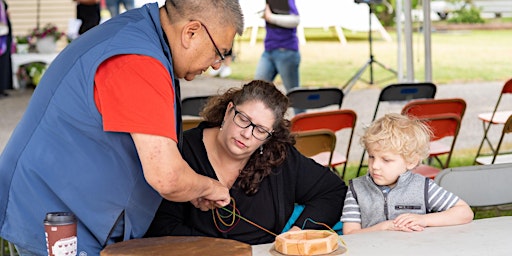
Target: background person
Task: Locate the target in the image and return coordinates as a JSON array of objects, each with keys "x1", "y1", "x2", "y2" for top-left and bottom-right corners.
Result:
[
  {"x1": 75, "y1": 0, "x2": 101, "y2": 35},
  {"x1": 341, "y1": 113, "x2": 474, "y2": 235},
  {"x1": 106, "y1": 0, "x2": 135, "y2": 18},
  {"x1": 0, "y1": 0, "x2": 244, "y2": 255},
  {"x1": 254, "y1": 0, "x2": 300, "y2": 93},
  {"x1": 0, "y1": 0, "x2": 12, "y2": 97},
  {"x1": 145, "y1": 80, "x2": 347, "y2": 245}
]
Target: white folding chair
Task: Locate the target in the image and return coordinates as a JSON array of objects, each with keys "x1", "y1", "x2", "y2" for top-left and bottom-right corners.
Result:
[{"x1": 435, "y1": 163, "x2": 512, "y2": 214}]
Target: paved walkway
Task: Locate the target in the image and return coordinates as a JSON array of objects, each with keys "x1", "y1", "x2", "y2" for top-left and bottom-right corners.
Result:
[{"x1": 1, "y1": 77, "x2": 510, "y2": 166}]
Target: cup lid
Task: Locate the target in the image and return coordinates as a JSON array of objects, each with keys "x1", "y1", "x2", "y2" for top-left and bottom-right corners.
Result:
[{"x1": 44, "y1": 212, "x2": 76, "y2": 225}]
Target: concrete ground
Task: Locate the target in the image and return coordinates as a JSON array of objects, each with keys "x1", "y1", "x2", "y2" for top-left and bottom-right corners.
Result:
[{"x1": 1, "y1": 76, "x2": 510, "y2": 167}]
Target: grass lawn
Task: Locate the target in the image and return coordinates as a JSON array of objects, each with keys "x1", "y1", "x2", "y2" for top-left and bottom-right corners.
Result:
[{"x1": 229, "y1": 24, "x2": 512, "y2": 90}]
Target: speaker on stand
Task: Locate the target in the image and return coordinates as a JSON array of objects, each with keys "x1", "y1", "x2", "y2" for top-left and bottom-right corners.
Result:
[{"x1": 341, "y1": 0, "x2": 397, "y2": 94}]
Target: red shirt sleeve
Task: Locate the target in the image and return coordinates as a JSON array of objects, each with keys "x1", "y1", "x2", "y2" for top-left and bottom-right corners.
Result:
[{"x1": 94, "y1": 54, "x2": 177, "y2": 142}]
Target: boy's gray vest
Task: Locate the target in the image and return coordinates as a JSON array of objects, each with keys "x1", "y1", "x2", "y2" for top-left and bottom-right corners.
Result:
[
  {"x1": 350, "y1": 172, "x2": 429, "y2": 228},
  {"x1": 0, "y1": 3, "x2": 181, "y2": 255}
]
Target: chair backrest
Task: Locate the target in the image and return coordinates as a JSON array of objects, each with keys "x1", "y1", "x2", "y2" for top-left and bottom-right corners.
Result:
[
  {"x1": 291, "y1": 109, "x2": 357, "y2": 176},
  {"x1": 421, "y1": 114, "x2": 461, "y2": 142},
  {"x1": 420, "y1": 114, "x2": 462, "y2": 168},
  {"x1": 435, "y1": 163, "x2": 512, "y2": 207},
  {"x1": 286, "y1": 87, "x2": 344, "y2": 111},
  {"x1": 290, "y1": 109, "x2": 357, "y2": 133},
  {"x1": 372, "y1": 82, "x2": 437, "y2": 121},
  {"x1": 182, "y1": 118, "x2": 203, "y2": 131},
  {"x1": 401, "y1": 98, "x2": 466, "y2": 120},
  {"x1": 181, "y1": 96, "x2": 211, "y2": 116},
  {"x1": 293, "y1": 129, "x2": 337, "y2": 166}
]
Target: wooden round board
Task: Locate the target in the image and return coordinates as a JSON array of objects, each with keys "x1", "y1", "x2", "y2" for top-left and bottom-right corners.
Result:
[{"x1": 100, "y1": 236, "x2": 252, "y2": 256}]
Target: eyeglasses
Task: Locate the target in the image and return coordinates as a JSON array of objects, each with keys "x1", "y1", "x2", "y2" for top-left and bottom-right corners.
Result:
[
  {"x1": 198, "y1": 22, "x2": 225, "y2": 64},
  {"x1": 232, "y1": 105, "x2": 273, "y2": 141}
]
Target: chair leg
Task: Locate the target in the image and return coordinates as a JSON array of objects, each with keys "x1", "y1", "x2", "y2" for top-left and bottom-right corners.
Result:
[
  {"x1": 474, "y1": 120, "x2": 497, "y2": 164},
  {"x1": 7, "y1": 242, "x2": 15, "y2": 256},
  {"x1": 356, "y1": 151, "x2": 367, "y2": 177}
]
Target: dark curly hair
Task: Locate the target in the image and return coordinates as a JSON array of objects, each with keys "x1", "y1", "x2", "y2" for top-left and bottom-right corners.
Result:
[{"x1": 200, "y1": 80, "x2": 295, "y2": 195}]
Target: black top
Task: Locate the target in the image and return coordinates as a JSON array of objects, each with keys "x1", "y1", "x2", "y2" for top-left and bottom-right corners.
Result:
[{"x1": 145, "y1": 123, "x2": 347, "y2": 245}]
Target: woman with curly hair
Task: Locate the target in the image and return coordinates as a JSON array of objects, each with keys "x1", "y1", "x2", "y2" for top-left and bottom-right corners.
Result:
[{"x1": 145, "y1": 80, "x2": 347, "y2": 245}]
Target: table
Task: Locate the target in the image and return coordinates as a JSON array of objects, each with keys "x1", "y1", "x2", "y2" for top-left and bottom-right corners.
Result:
[
  {"x1": 252, "y1": 216, "x2": 512, "y2": 255},
  {"x1": 11, "y1": 53, "x2": 59, "y2": 89}
]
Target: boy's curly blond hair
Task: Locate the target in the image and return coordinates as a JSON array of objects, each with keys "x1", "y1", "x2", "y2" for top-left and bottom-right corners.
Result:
[{"x1": 361, "y1": 113, "x2": 433, "y2": 165}]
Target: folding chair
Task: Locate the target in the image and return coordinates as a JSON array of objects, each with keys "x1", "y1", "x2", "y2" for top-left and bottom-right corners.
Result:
[
  {"x1": 411, "y1": 114, "x2": 462, "y2": 179},
  {"x1": 182, "y1": 118, "x2": 203, "y2": 131},
  {"x1": 474, "y1": 114, "x2": 512, "y2": 165},
  {"x1": 286, "y1": 87, "x2": 344, "y2": 113},
  {"x1": 290, "y1": 109, "x2": 357, "y2": 179},
  {"x1": 474, "y1": 78, "x2": 512, "y2": 164},
  {"x1": 293, "y1": 129, "x2": 337, "y2": 170},
  {"x1": 401, "y1": 98, "x2": 466, "y2": 119},
  {"x1": 435, "y1": 163, "x2": 512, "y2": 215},
  {"x1": 401, "y1": 98, "x2": 466, "y2": 175},
  {"x1": 357, "y1": 82, "x2": 437, "y2": 176},
  {"x1": 181, "y1": 96, "x2": 211, "y2": 116}
]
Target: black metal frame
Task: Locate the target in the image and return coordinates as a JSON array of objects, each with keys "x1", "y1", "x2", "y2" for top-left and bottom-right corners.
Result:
[{"x1": 342, "y1": 2, "x2": 396, "y2": 94}]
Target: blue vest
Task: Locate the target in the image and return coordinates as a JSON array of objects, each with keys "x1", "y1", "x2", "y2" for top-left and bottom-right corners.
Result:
[{"x1": 0, "y1": 3, "x2": 181, "y2": 255}]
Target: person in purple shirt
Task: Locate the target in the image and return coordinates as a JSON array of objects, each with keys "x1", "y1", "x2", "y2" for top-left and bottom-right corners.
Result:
[{"x1": 254, "y1": 0, "x2": 300, "y2": 93}]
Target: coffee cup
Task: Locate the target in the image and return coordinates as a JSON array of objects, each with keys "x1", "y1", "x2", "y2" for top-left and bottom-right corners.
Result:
[{"x1": 44, "y1": 212, "x2": 77, "y2": 256}]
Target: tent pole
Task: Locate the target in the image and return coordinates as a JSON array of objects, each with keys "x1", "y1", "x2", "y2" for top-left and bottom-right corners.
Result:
[
  {"x1": 423, "y1": 0, "x2": 432, "y2": 82},
  {"x1": 403, "y1": 0, "x2": 414, "y2": 82},
  {"x1": 396, "y1": 0, "x2": 403, "y2": 82}
]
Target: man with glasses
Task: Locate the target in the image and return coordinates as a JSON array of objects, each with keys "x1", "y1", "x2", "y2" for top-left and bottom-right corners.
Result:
[
  {"x1": 0, "y1": 0, "x2": 243, "y2": 255},
  {"x1": 146, "y1": 80, "x2": 347, "y2": 245}
]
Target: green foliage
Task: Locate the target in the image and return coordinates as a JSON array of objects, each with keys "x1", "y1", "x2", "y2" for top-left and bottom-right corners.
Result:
[
  {"x1": 16, "y1": 62, "x2": 48, "y2": 88},
  {"x1": 448, "y1": 5, "x2": 485, "y2": 24},
  {"x1": 372, "y1": 0, "x2": 419, "y2": 27},
  {"x1": 15, "y1": 35, "x2": 29, "y2": 44}
]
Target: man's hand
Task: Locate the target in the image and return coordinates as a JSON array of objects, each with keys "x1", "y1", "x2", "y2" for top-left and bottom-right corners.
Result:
[
  {"x1": 203, "y1": 178, "x2": 230, "y2": 207},
  {"x1": 190, "y1": 179, "x2": 230, "y2": 211}
]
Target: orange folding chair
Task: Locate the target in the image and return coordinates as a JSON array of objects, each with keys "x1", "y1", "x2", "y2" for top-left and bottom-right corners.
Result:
[
  {"x1": 401, "y1": 98, "x2": 466, "y2": 119},
  {"x1": 474, "y1": 78, "x2": 512, "y2": 164},
  {"x1": 293, "y1": 129, "x2": 337, "y2": 170},
  {"x1": 412, "y1": 114, "x2": 462, "y2": 179},
  {"x1": 182, "y1": 118, "x2": 203, "y2": 131},
  {"x1": 290, "y1": 109, "x2": 357, "y2": 179},
  {"x1": 357, "y1": 82, "x2": 437, "y2": 177}
]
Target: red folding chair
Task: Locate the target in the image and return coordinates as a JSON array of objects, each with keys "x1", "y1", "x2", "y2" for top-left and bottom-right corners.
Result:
[
  {"x1": 401, "y1": 98, "x2": 466, "y2": 119},
  {"x1": 290, "y1": 109, "x2": 357, "y2": 179},
  {"x1": 412, "y1": 114, "x2": 462, "y2": 179},
  {"x1": 401, "y1": 98, "x2": 466, "y2": 171}
]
